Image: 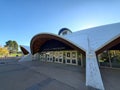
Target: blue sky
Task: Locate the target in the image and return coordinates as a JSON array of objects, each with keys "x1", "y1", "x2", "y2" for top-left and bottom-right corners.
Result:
[{"x1": 0, "y1": 0, "x2": 120, "y2": 46}]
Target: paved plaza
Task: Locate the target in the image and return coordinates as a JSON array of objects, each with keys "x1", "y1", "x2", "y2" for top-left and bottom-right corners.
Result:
[
  {"x1": 0, "y1": 58, "x2": 120, "y2": 90},
  {"x1": 0, "y1": 58, "x2": 86, "y2": 90},
  {"x1": 101, "y1": 68, "x2": 120, "y2": 90}
]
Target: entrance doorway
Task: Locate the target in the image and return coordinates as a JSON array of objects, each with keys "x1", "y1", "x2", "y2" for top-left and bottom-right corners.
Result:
[
  {"x1": 39, "y1": 50, "x2": 84, "y2": 66},
  {"x1": 65, "y1": 51, "x2": 78, "y2": 65}
]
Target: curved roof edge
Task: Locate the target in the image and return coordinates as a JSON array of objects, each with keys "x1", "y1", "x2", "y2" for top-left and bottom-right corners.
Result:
[
  {"x1": 74, "y1": 22, "x2": 120, "y2": 33},
  {"x1": 30, "y1": 33, "x2": 86, "y2": 55},
  {"x1": 95, "y1": 34, "x2": 120, "y2": 54}
]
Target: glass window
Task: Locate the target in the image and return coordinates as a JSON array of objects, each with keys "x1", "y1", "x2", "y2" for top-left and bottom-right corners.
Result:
[
  {"x1": 50, "y1": 58, "x2": 52, "y2": 61},
  {"x1": 56, "y1": 58, "x2": 58, "y2": 61},
  {"x1": 62, "y1": 31, "x2": 67, "y2": 35},
  {"x1": 67, "y1": 59, "x2": 70, "y2": 63},
  {"x1": 72, "y1": 59, "x2": 76, "y2": 64},
  {"x1": 72, "y1": 52, "x2": 76, "y2": 58},
  {"x1": 59, "y1": 59, "x2": 62, "y2": 62},
  {"x1": 67, "y1": 52, "x2": 70, "y2": 57}
]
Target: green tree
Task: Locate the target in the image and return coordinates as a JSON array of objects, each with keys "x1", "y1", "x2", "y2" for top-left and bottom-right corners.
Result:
[
  {"x1": 5, "y1": 40, "x2": 18, "y2": 53},
  {"x1": 12, "y1": 41, "x2": 18, "y2": 52}
]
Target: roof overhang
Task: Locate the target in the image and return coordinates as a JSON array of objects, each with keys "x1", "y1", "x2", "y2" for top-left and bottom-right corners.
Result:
[
  {"x1": 20, "y1": 45, "x2": 29, "y2": 55},
  {"x1": 30, "y1": 33, "x2": 85, "y2": 55},
  {"x1": 96, "y1": 35, "x2": 120, "y2": 55}
]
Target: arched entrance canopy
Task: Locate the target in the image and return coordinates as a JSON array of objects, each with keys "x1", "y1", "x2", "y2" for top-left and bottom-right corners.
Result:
[
  {"x1": 20, "y1": 45, "x2": 29, "y2": 55},
  {"x1": 96, "y1": 36, "x2": 120, "y2": 55},
  {"x1": 30, "y1": 33, "x2": 85, "y2": 55}
]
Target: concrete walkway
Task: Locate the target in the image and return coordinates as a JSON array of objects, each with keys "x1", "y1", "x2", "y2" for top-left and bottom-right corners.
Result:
[
  {"x1": 101, "y1": 68, "x2": 120, "y2": 90},
  {"x1": 1, "y1": 58, "x2": 120, "y2": 90},
  {"x1": 0, "y1": 59, "x2": 86, "y2": 90}
]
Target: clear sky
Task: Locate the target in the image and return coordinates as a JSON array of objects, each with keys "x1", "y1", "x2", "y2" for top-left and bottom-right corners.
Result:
[{"x1": 0, "y1": 0, "x2": 120, "y2": 46}]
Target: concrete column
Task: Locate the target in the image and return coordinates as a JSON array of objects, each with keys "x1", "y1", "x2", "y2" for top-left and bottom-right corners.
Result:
[
  {"x1": 81, "y1": 54, "x2": 83, "y2": 67},
  {"x1": 108, "y1": 50, "x2": 112, "y2": 67},
  {"x1": 19, "y1": 54, "x2": 33, "y2": 62},
  {"x1": 86, "y1": 50, "x2": 104, "y2": 90}
]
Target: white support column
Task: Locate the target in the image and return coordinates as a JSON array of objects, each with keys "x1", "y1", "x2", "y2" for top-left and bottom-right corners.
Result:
[
  {"x1": 86, "y1": 50, "x2": 104, "y2": 90},
  {"x1": 19, "y1": 54, "x2": 33, "y2": 62},
  {"x1": 86, "y1": 36, "x2": 104, "y2": 90}
]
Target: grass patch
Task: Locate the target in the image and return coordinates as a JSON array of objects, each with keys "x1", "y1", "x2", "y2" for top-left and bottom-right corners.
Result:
[{"x1": 9, "y1": 53, "x2": 22, "y2": 57}]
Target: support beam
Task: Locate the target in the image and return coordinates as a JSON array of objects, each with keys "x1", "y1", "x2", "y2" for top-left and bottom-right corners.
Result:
[
  {"x1": 108, "y1": 50, "x2": 112, "y2": 67},
  {"x1": 19, "y1": 54, "x2": 33, "y2": 62},
  {"x1": 86, "y1": 50, "x2": 104, "y2": 90},
  {"x1": 81, "y1": 54, "x2": 83, "y2": 67}
]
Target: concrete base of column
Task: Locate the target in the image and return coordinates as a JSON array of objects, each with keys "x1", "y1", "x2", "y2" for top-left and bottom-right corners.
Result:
[{"x1": 86, "y1": 51, "x2": 104, "y2": 90}]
